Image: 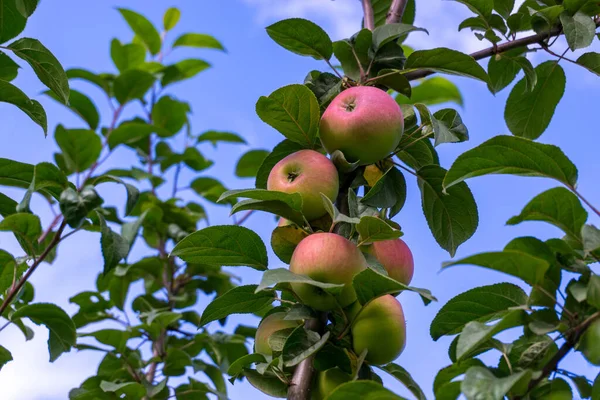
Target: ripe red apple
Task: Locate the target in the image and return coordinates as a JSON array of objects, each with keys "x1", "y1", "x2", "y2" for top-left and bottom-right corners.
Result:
[
  {"x1": 364, "y1": 238, "x2": 414, "y2": 285},
  {"x1": 319, "y1": 86, "x2": 403, "y2": 165},
  {"x1": 267, "y1": 150, "x2": 339, "y2": 221},
  {"x1": 289, "y1": 233, "x2": 368, "y2": 311},
  {"x1": 352, "y1": 295, "x2": 406, "y2": 365},
  {"x1": 254, "y1": 313, "x2": 300, "y2": 356},
  {"x1": 313, "y1": 368, "x2": 352, "y2": 399}
]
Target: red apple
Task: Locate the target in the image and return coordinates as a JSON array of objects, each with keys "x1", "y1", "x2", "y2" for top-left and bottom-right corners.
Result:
[
  {"x1": 254, "y1": 312, "x2": 300, "y2": 356},
  {"x1": 364, "y1": 238, "x2": 414, "y2": 285},
  {"x1": 319, "y1": 86, "x2": 403, "y2": 165},
  {"x1": 267, "y1": 150, "x2": 339, "y2": 221},
  {"x1": 289, "y1": 233, "x2": 368, "y2": 311},
  {"x1": 352, "y1": 295, "x2": 406, "y2": 365}
]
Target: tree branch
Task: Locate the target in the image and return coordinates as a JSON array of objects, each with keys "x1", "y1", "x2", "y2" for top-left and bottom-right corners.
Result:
[
  {"x1": 386, "y1": 0, "x2": 408, "y2": 24},
  {"x1": 362, "y1": 0, "x2": 375, "y2": 31}
]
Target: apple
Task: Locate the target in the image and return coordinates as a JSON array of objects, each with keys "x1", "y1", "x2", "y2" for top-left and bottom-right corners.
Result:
[
  {"x1": 319, "y1": 86, "x2": 403, "y2": 165},
  {"x1": 289, "y1": 233, "x2": 368, "y2": 311},
  {"x1": 267, "y1": 150, "x2": 339, "y2": 221},
  {"x1": 312, "y1": 368, "x2": 352, "y2": 399},
  {"x1": 364, "y1": 238, "x2": 414, "y2": 285},
  {"x1": 352, "y1": 294, "x2": 406, "y2": 365},
  {"x1": 254, "y1": 312, "x2": 300, "y2": 356},
  {"x1": 579, "y1": 319, "x2": 600, "y2": 365}
]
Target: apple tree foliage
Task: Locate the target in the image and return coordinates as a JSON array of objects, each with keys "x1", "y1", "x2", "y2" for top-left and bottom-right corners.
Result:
[{"x1": 0, "y1": 0, "x2": 600, "y2": 399}]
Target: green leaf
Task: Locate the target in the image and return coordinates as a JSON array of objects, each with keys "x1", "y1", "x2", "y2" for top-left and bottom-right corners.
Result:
[
  {"x1": 443, "y1": 135, "x2": 578, "y2": 190},
  {"x1": 418, "y1": 165, "x2": 478, "y2": 256},
  {"x1": 54, "y1": 125, "x2": 102, "y2": 172},
  {"x1": 443, "y1": 250, "x2": 550, "y2": 286},
  {"x1": 265, "y1": 18, "x2": 332, "y2": 60},
  {"x1": 200, "y1": 285, "x2": 275, "y2": 326},
  {"x1": 372, "y1": 23, "x2": 427, "y2": 51},
  {"x1": 560, "y1": 11, "x2": 595, "y2": 51},
  {"x1": 197, "y1": 130, "x2": 246, "y2": 147},
  {"x1": 59, "y1": 186, "x2": 103, "y2": 228},
  {"x1": 507, "y1": 187, "x2": 587, "y2": 239},
  {"x1": 91, "y1": 175, "x2": 139, "y2": 216},
  {"x1": 494, "y1": 0, "x2": 515, "y2": 18},
  {"x1": 451, "y1": 0, "x2": 494, "y2": 18},
  {"x1": 0, "y1": 213, "x2": 41, "y2": 252},
  {"x1": 172, "y1": 33, "x2": 225, "y2": 51},
  {"x1": 255, "y1": 140, "x2": 306, "y2": 189},
  {"x1": 576, "y1": 52, "x2": 600, "y2": 76},
  {"x1": 163, "y1": 7, "x2": 180, "y2": 31},
  {"x1": 356, "y1": 216, "x2": 402, "y2": 245},
  {"x1": 256, "y1": 268, "x2": 344, "y2": 294},
  {"x1": 161, "y1": 58, "x2": 211, "y2": 87},
  {"x1": 227, "y1": 354, "x2": 266, "y2": 377},
  {"x1": 66, "y1": 68, "x2": 111, "y2": 94},
  {"x1": 12, "y1": 303, "x2": 76, "y2": 362},
  {"x1": 244, "y1": 369, "x2": 288, "y2": 398},
  {"x1": 505, "y1": 61, "x2": 565, "y2": 140},
  {"x1": 430, "y1": 108, "x2": 469, "y2": 146},
  {"x1": 352, "y1": 267, "x2": 436, "y2": 305},
  {"x1": 405, "y1": 48, "x2": 489, "y2": 83},
  {"x1": 271, "y1": 225, "x2": 309, "y2": 264},
  {"x1": 117, "y1": 8, "x2": 161, "y2": 55},
  {"x1": 110, "y1": 39, "x2": 146, "y2": 72},
  {"x1": 430, "y1": 283, "x2": 528, "y2": 340},
  {"x1": 96, "y1": 212, "x2": 129, "y2": 274},
  {"x1": 236, "y1": 150, "x2": 269, "y2": 178},
  {"x1": 582, "y1": 224, "x2": 600, "y2": 255},
  {"x1": 586, "y1": 274, "x2": 600, "y2": 309},
  {"x1": 0, "y1": 192, "x2": 17, "y2": 217},
  {"x1": 327, "y1": 381, "x2": 404, "y2": 400},
  {"x1": 462, "y1": 368, "x2": 531, "y2": 400},
  {"x1": 0, "y1": 0, "x2": 26, "y2": 43},
  {"x1": 113, "y1": 69, "x2": 155, "y2": 104},
  {"x1": 396, "y1": 137, "x2": 439, "y2": 170},
  {"x1": 320, "y1": 193, "x2": 360, "y2": 225},
  {"x1": 107, "y1": 122, "x2": 155, "y2": 150},
  {"x1": 0, "y1": 51, "x2": 19, "y2": 81},
  {"x1": 434, "y1": 360, "x2": 485, "y2": 397},
  {"x1": 220, "y1": 189, "x2": 305, "y2": 226},
  {"x1": 397, "y1": 76, "x2": 462, "y2": 106},
  {"x1": 152, "y1": 96, "x2": 189, "y2": 136},
  {"x1": 592, "y1": 373, "x2": 600, "y2": 399},
  {"x1": 305, "y1": 70, "x2": 343, "y2": 108},
  {"x1": 8, "y1": 38, "x2": 69, "y2": 104},
  {"x1": 100, "y1": 381, "x2": 145, "y2": 399},
  {"x1": 362, "y1": 167, "x2": 407, "y2": 217},
  {"x1": 256, "y1": 84, "x2": 320, "y2": 147},
  {"x1": 44, "y1": 89, "x2": 99, "y2": 130},
  {"x1": 190, "y1": 177, "x2": 228, "y2": 204},
  {"x1": 0, "y1": 79, "x2": 47, "y2": 133},
  {"x1": 81, "y1": 329, "x2": 130, "y2": 351},
  {"x1": 171, "y1": 225, "x2": 268, "y2": 270},
  {"x1": 0, "y1": 344, "x2": 12, "y2": 371},
  {"x1": 379, "y1": 364, "x2": 426, "y2": 400},
  {"x1": 282, "y1": 327, "x2": 330, "y2": 367}
]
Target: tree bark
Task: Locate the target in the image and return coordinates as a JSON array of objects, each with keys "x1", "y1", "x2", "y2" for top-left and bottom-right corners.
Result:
[
  {"x1": 386, "y1": 0, "x2": 408, "y2": 24},
  {"x1": 362, "y1": 0, "x2": 375, "y2": 31}
]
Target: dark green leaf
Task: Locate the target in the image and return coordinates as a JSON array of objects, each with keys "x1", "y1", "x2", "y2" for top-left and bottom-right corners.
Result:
[
  {"x1": 461, "y1": 367, "x2": 531, "y2": 400},
  {"x1": 282, "y1": 327, "x2": 330, "y2": 367},
  {"x1": 0, "y1": 80, "x2": 46, "y2": 133},
  {"x1": 44, "y1": 89, "x2": 99, "y2": 130},
  {"x1": 379, "y1": 364, "x2": 426, "y2": 400},
  {"x1": 244, "y1": 369, "x2": 288, "y2": 398},
  {"x1": 356, "y1": 216, "x2": 402, "y2": 244},
  {"x1": 396, "y1": 137, "x2": 439, "y2": 170},
  {"x1": 451, "y1": 0, "x2": 494, "y2": 18},
  {"x1": 353, "y1": 267, "x2": 436, "y2": 305},
  {"x1": 200, "y1": 285, "x2": 275, "y2": 326},
  {"x1": 265, "y1": 18, "x2": 332, "y2": 60},
  {"x1": 372, "y1": 23, "x2": 427, "y2": 51},
  {"x1": 405, "y1": 48, "x2": 489, "y2": 83},
  {"x1": 271, "y1": 225, "x2": 309, "y2": 264},
  {"x1": 96, "y1": 212, "x2": 129, "y2": 274},
  {"x1": 430, "y1": 108, "x2": 469, "y2": 146},
  {"x1": 220, "y1": 189, "x2": 305, "y2": 226},
  {"x1": 582, "y1": 224, "x2": 600, "y2": 255},
  {"x1": 433, "y1": 360, "x2": 485, "y2": 396},
  {"x1": 0, "y1": 0, "x2": 26, "y2": 43},
  {"x1": 236, "y1": 150, "x2": 269, "y2": 178},
  {"x1": 362, "y1": 167, "x2": 407, "y2": 217},
  {"x1": 560, "y1": 11, "x2": 595, "y2": 50},
  {"x1": 107, "y1": 122, "x2": 155, "y2": 150},
  {"x1": 66, "y1": 68, "x2": 112, "y2": 95},
  {"x1": 256, "y1": 268, "x2": 344, "y2": 294},
  {"x1": 54, "y1": 125, "x2": 102, "y2": 172},
  {"x1": 304, "y1": 70, "x2": 342, "y2": 109},
  {"x1": 117, "y1": 8, "x2": 161, "y2": 55},
  {"x1": 151, "y1": 96, "x2": 189, "y2": 136},
  {"x1": 495, "y1": 0, "x2": 515, "y2": 18},
  {"x1": 327, "y1": 381, "x2": 404, "y2": 400},
  {"x1": 0, "y1": 212, "x2": 41, "y2": 253},
  {"x1": 577, "y1": 52, "x2": 600, "y2": 76},
  {"x1": 113, "y1": 69, "x2": 155, "y2": 104},
  {"x1": 59, "y1": 186, "x2": 103, "y2": 228},
  {"x1": 172, "y1": 33, "x2": 225, "y2": 51},
  {"x1": 0, "y1": 344, "x2": 12, "y2": 371},
  {"x1": 0, "y1": 51, "x2": 19, "y2": 81}
]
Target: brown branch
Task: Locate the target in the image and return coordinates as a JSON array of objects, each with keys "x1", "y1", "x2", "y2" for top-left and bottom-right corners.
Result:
[
  {"x1": 362, "y1": 0, "x2": 375, "y2": 31},
  {"x1": 0, "y1": 220, "x2": 68, "y2": 317},
  {"x1": 386, "y1": 0, "x2": 408, "y2": 24}
]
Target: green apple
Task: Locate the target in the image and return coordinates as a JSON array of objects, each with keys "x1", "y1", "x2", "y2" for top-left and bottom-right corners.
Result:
[
  {"x1": 289, "y1": 233, "x2": 368, "y2": 311},
  {"x1": 364, "y1": 238, "x2": 414, "y2": 285},
  {"x1": 312, "y1": 368, "x2": 352, "y2": 400},
  {"x1": 352, "y1": 294, "x2": 406, "y2": 365},
  {"x1": 319, "y1": 86, "x2": 403, "y2": 165},
  {"x1": 579, "y1": 319, "x2": 600, "y2": 365},
  {"x1": 254, "y1": 312, "x2": 300, "y2": 356},
  {"x1": 267, "y1": 150, "x2": 339, "y2": 220}
]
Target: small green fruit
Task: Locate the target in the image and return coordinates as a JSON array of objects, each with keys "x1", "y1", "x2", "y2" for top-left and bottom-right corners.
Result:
[{"x1": 254, "y1": 313, "x2": 300, "y2": 356}]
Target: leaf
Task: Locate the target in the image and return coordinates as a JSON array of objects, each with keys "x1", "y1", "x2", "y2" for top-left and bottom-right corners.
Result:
[
  {"x1": 44, "y1": 88, "x2": 99, "y2": 130},
  {"x1": 171, "y1": 225, "x2": 268, "y2": 270},
  {"x1": 236, "y1": 150, "x2": 269, "y2": 178},
  {"x1": 405, "y1": 48, "x2": 489, "y2": 83},
  {"x1": 361, "y1": 167, "x2": 407, "y2": 217},
  {"x1": 505, "y1": 61, "x2": 565, "y2": 140},
  {"x1": 255, "y1": 140, "x2": 306, "y2": 189},
  {"x1": 582, "y1": 224, "x2": 600, "y2": 255},
  {"x1": 113, "y1": 69, "x2": 155, "y2": 104},
  {"x1": 110, "y1": 39, "x2": 145, "y2": 72},
  {"x1": 0, "y1": 192, "x2": 17, "y2": 217},
  {"x1": 462, "y1": 367, "x2": 531, "y2": 400},
  {"x1": 352, "y1": 267, "x2": 436, "y2": 305},
  {"x1": 327, "y1": 381, "x2": 404, "y2": 400},
  {"x1": 577, "y1": 52, "x2": 600, "y2": 76},
  {"x1": 59, "y1": 186, "x2": 103, "y2": 228},
  {"x1": 304, "y1": 70, "x2": 342, "y2": 109},
  {"x1": 244, "y1": 369, "x2": 288, "y2": 398},
  {"x1": 418, "y1": 165, "x2": 478, "y2": 256},
  {"x1": 433, "y1": 360, "x2": 485, "y2": 396},
  {"x1": 54, "y1": 125, "x2": 102, "y2": 172},
  {"x1": 396, "y1": 137, "x2": 439, "y2": 170},
  {"x1": 372, "y1": 23, "x2": 428, "y2": 51},
  {"x1": 172, "y1": 33, "x2": 225, "y2": 51},
  {"x1": 271, "y1": 225, "x2": 309, "y2": 264},
  {"x1": 0, "y1": 345, "x2": 12, "y2": 371},
  {"x1": 560, "y1": 11, "x2": 595, "y2": 51},
  {"x1": 592, "y1": 373, "x2": 600, "y2": 399},
  {"x1": 220, "y1": 189, "x2": 305, "y2": 225},
  {"x1": 494, "y1": 0, "x2": 515, "y2": 18},
  {"x1": 96, "y1": 212, "x2": 129, "y2": 274},
  {"x1": 0, "y1": 213, "x2": 41, "y2": 252},
  {"x1": 92, "y1": 175, "x2": 139, "y2": 216},
  {"x1": 161, "y1": 58, "x2": 211, "y2": 86},
  {"x1": 100, "y1": 381, "x2": 145, "y2": 399},
  {"x1": 587, "y1": 275, "x2": 600, "y2": 309},
  {"x1": 507, "y1": 187, "x2": 587, "y2": 239},
  {"x1": 163, "y1": 7, "x2": 180, "y2": 31},
  {"x1": 117, "y1": 8, "x2": 161, "y2": 55},
  {"x1": 430, "y1": 108, "x2": 469, "y2": 146},
  {"x1": 66, "y1": 68, "x2": 111, "y2": 94},
  {"x1": 0, "y1": 51, "x2": 19, "y2": 81},
  {"x1": 356, "y1": 216, "x2": 402, "y2": 244},
  {"x1": 200, "y1": 285, "x2": 275, "y2": 326},
  {"x1": 0, "y1": 79, "x2": 46, "y2": 133},
  {"x1": 152, "y1": 95, "x2": 189, "y2": 136},
  {"x1": 197, "y1": 130, "x2": 246, "y2": 147},
  {"x1": 379, "y1": 364, "x2": 426, "y2": 400},
  {"x1": 397, "y1": 76, "x2": 462, "y2": 106},
  {"x1": 256, "y1": 268, "x2": 344, "y2": 294},
  {"x1": 443, "y1": 135, "x2": 578, "y2": 190},
  {"x1": 265, "y1": 18, "x2": 332, "y2": 60},
  {"x1": 451, "y1": 0, "x2": 494, "y2": 18},
  {"x1": 8, "y1": 38, "x2": 69, "y2": 103},
  {"x1": 12, "y1": 303, "x2": 76, "y2": 362},
  {"x1": 107, "y1": 122, "x2": 155, "y2": 150},
  {"x1": 443, "y1": 250, "x2": 550, "y2": 286},
  {"x1": 0, "y1": 0, "x2": 26, "y2": 43},
  {"x1": 282, "y1": 327, "x2": 330, "y2": 367},
  {"x1": 320, "y1": 193, "x2": 360, "y2": 225},
  {"x1": 227, "y1": 354, "x2": 266, "y2": 377},
  {"x1": 255, "y1": 84, "x2": 320, "y2": 147}
]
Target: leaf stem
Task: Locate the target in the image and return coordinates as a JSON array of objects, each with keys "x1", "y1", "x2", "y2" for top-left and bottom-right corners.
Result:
[
  {"x1": 393, "y1": 162, "x2": 417, "y2": 177},
  {"x1": 570, "y1": 186, "x2": 600, "y2": 219}
]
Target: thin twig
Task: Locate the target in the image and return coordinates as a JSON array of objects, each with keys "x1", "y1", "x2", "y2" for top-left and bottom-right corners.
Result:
[
  {"x1": 393, "y1": 162, "x2": 417, "y2": 176},
  {"x1": 235, "y1": 210, "x2": 255, "y2": 226},
  {"x1": 570, "y1": 187, "x2": 600, "y2": 219}
]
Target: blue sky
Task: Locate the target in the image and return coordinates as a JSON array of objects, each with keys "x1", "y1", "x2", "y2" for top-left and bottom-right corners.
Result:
[{"x1": 0, "y1": 0, "x2": 599, "y2": 399}]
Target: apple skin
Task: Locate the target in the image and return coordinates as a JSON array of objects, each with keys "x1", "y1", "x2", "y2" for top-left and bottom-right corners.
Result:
[
  {"x1": 579, "y1": 319, "x2": 600, "y2": 365},
  {"x1": 289, "y1": 233, "x2": 368, "y2": 311},
  {"x1": 267, "y1": 150, "x2": 339, "y2": 221},
  {"x1": 254, "y1": 313, "x2": 300, "y2": 356},
  {"x1": 319, "y1": 86, "x2": 403, "y2": 165},
  {"x1": 364, "y1": 238, "x2": 414, "y2": 285},
  {"x1": 352, "y1": 294, "x2": 406, "y2": 365},
  {"x1": 312, "y1": 368, "x2": 352, "y2": 400}
]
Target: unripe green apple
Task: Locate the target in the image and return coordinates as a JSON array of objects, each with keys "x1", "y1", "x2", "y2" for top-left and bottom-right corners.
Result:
[
  {"x1": 312, "y1": 368, "x2": 352, "y2": 400},
  {"x1": 254, "y1": 313, "x2": 300, "y2": 356},
  {"x1": 364, "y1": 238, "x2": 414, "y2": 285},
  {"x1": 289, "y1": 233, "x2": 368, "y2": 311},
  {"x1": 352, "y1": 295, "x2": 406, "y2": 365},
  {"x1": 319, "y1": 86, "x2": 403, "y2": 165},
  {"x1": 267, "y1": 150, "x2": 339, "y2": 221},
  {"x1": 579, "y1": 319, "x2": 600, "y2": 365}
]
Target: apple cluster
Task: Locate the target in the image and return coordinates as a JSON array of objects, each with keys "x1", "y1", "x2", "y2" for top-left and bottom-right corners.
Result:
[{"x1": 255, "y1": 86, "x2": 414, "y2": 396}]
